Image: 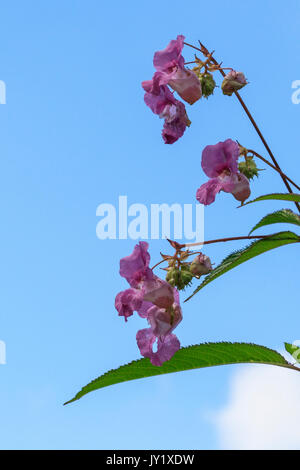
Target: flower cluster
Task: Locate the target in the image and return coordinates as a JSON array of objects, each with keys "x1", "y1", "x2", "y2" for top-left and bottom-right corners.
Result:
[
  {"x1": 196, "y1": 139, "x2": 251, "y2": 205},
  {"x1": 142, "y1": 36, "x2": 248, "y2": 145},
  {"x1": 164, "y1": 250, "x2": 213, "y2": 290},
  {"x1": 115, "y1": 38, "x2": 255, "y2": 367},
  {"x1": 115, "y1": 242, "x2": 182, "y2": 366},
  {"x1": 142, "y1": 35, "x2": 202, "y2": 144}
]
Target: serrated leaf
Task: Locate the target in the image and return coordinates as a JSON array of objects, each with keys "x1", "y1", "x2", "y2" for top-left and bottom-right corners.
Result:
[
  {"x1": 285, "y1": 342, "x2": 300, "y2": 364},
  {"x1": 185, "y1": 231, "x2": 299, "y2": 301},
  {"x1": 249, "y1": 209, "x2": 300, "y2": 235},
  {"x1": 241, "y1": 193, "x2": 300, "y2": 207},
  {"x1": 64, "y1": 342, "x2": 297, "y2": 404}
]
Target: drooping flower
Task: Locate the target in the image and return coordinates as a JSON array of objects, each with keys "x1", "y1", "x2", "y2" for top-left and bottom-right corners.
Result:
[
  {"x1": 136, "y1": 328, "x2": 180, "y2": 367},
  {"x1": 142, "y1": 35, "x2": 202, "y2": 144},
  {"x1": 115, "y1": 242, "x2": 182, "y2": 365},
  {"x1": 136, "y1": 290, "x2": 182, "y2": 366},
  {"x1": 196, "y1": 139, "x2": 251, "y2": 205},
  {"x1": 115, "y1": 288, "x2": 144, "y2": 321},
  {"x1": 142, "y1": 80, "x2": 190, "y2": 144},
  {"x1": 152, "y1": 35, "x2": 202, "y2": 105},
  {"x1": 119, "y1": 240, "x2": 153, "y2": 288},
  {"x1": 143, "y1": 276, "x2": 174, "y2": 309},
  {"x1": 221, "y1": 70, "x2": 247, "y2": 96}
]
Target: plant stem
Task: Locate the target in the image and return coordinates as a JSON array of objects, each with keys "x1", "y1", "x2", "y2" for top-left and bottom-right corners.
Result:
[
  {"x1": 184, "y1": 41, "x2": 300, "y2": 213},
  {"x1": 184, "y1": 234, "x2": 296, "y2": 249},
  {"x1": 247, "y1": 149, "x2": 300, "y2": 192},
  {"x1": 151, "y1": 259, "x2": 167, "y2": 270}
]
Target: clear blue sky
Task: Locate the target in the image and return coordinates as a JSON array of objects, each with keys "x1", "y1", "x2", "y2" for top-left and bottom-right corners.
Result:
[{"x1": 0, "y1": 0, "x2": 299, "y2": 450}]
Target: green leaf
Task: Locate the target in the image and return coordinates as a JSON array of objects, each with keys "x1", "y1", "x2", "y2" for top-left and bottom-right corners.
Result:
[
  {"x1": 185, "y1": 231, "x2": 299, "y2": 301},
  {"x1": 241, "y1": 193, "x2": 300, "y2": 207},
  {"x1": 285, "y1": 342, "x2": 300, "y2": 364},
  {"x1": 249, "y1": 209, "x2": 300, "y2": 235},
  {"x1": 64, "y1": 342, "x2": 297, "y2": 405}
]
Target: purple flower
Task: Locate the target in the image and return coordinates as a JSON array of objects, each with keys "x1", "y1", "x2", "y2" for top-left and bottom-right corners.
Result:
[
  {"x1": 136, "y1": 328, "x2": 180, "y2": 367},
  {"x1": 152, "y1": 35, "x2": 202, "y2": 105},
  {"x1": 141, "y1": 35, "x2": 202, "y2": 143},
  {"x1": 143, "y1": 277, "x2": 175, "y2": 309},
  {"x1": 115, "y1": 288, "x2": 144, "y2": 322},
  {"x1": 153, "y1": 35, "x2": 185, "y2": 73},
  {"x1": 119, "y1": 241, "x2": 153, "y2": 288},
  {"x1": 196, "y1": 139, "x2": 251, "y2": 205},
  {"x1": 115, "y1": 242, "x2": 182, "y2": 365},
  {"x1": 136, "y1": 290, "x2": 182, "y2": 366},
  {"x1": 142, "y1": 80, "x2": 190, "y2": 144},
  {"x1": 147, "y1": 301, "x2": 182, "y2": 338}
]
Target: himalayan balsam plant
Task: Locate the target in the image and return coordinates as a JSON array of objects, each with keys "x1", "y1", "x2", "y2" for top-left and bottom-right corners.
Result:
[{"x1": 65, "y1": 36, "x2": 300, "y2": 405}]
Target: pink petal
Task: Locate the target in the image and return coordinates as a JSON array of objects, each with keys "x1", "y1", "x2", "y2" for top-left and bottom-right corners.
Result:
[
  {"x1": 143, "y1": 81, "x2": 175, "y2": 115},
  {"x1": 154, "y1": 334, "x2": 180, "y2": 366},
  {"x1": 119, "y1": 242, "x2": 152, "y2": 286},
  {"x1": 115, "y1": 288, "x2": 143, "y2": 321},
  {"x1": 196, "y1": 178, "x2": 223, "y2": 205},
  {"x1": 137, "y1": 300, "x2": 153, "y2": 319},
  {"x1": 218, "y1": 172, "x2": 237, "y2": 193},
  {"x1": 153, "y1": 35, "x2": 185, "y2": 72},
  {"x1": 147, "y1": 303, "x2": 182, "y2": 338},
  {"x1": 201, "y1": 139, "x2": 239, "y2": 178},
  {"x1": 143, "y1": 277, "x2": 174, "y2": 309},
  {"x1": 162, "y1": 100, "x2": 188, "y2": 144},
  {"x1": 230, "y1": 172, "x2": 251, "y2": 202},
  {"x1": 169, "y1": 68, "x2": 202, "y2": 105},
  {"x1": 136, "y1": 328, "x2": 180, "y2": 366}
]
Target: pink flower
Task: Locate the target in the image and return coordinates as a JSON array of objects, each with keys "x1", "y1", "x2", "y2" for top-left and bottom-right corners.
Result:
[
  {"x1": 115, "y1": 288, "x2": 144, "y2": 321},
  {"x1": 143, "y1": 277, "x2": 175, "y2": 309},
  {"x1": 136, "y1": 290, "x2": 182, "y2": 366},
  {"x1": 147, "y1": 302, "x2": 182, "y2": 339},
  {"x1": 153, "y1": 35, "x2": 185, "y2": 72},
  {"x1": 141, "y1": 35, "x2": 202, "y2": 143},
  {"x1": 143, "y1": 80, "x2": 190, "y2": 144},
  {"x1": 119, "y1": 241, "x2": 153, "y2": 288},
  {"x1": 153, "y1": 35, "x2": 202, "y2": 105},
  {"x1": 161, "y1": 99, "x2": 189, "y2": 144},
  {"x1": 196, "y1": 139, "x2": 250, "y2": 205},
  {"x1": 115, "y1": 243, "x2": 183, "y2": 365},
  {"x1": 136, "y1": 329, "x2": 180, "y2": 367}
]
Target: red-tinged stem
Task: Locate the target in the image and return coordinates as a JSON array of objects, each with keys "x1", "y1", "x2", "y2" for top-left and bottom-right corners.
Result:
[
  {"x1": 247, "y1": 149, "x2": 300, "y2": 192},
  {"x1": 184, "y1": 41, "x2": 300, "y2": 213},
  {"x1": 184, "y1": 235, "x2": 272, "y2": 248},
  {"x1": 151, "y1": 234, "x2": 300, "y2": 270},
  {"x1": 151, "y1": 259, "x2": 167, "y2": 270}
]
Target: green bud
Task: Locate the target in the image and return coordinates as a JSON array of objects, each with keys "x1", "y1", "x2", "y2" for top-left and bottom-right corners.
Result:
[
  {"x1": 166, "y1": 267, "x2": 179, "y2": 287},
  {"x1": 198, "y1": 73, "x2": 216, "y2": 98},
  {"x1": 165, "y1": 265, "x2": 193, "y2": 290},
  {"x1": 238, "y1": 159, "x2": 259, "y2": 180},
  {"x1": 180, "y1": 264, "x2": 193, "y2": 288}
]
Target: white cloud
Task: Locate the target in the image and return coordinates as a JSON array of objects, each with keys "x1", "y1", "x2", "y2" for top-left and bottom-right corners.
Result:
[{"x1": 213, "y1": 364, "x2": 300, "y2": 449}]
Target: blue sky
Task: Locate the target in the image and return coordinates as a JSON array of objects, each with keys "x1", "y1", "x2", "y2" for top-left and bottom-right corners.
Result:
[{"x1": 0, "y1": 0, "x2": 299, "y2": 450}]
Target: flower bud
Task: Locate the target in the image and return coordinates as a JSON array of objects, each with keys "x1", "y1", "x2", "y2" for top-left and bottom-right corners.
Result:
[
  {"x1": 221, "y1": 71, "x2": 247, "y2": 96},
  {"x1": 190, "y1": 253, "x2": 212, "y2": 276},
  {"x1": 166, "y1": 267, "x2": 179, "y2": 287},
  {"x1": 166, "y1": 265, "x2": 193, "y2": 290},
  {"x1": 179, "y1": 264, "x2": 193, "y2": 288},
  {"x1": 238, "y1": 159, "x2": 259, "y2": 180},
  {"x1": 198, "y1": 73, "x2": 216, "y2": 98}
]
